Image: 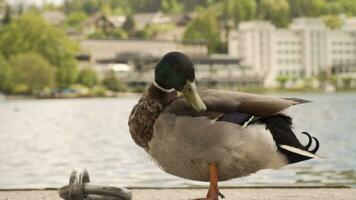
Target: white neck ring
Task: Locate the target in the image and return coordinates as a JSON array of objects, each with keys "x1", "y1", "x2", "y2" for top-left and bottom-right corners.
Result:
[{"x1": 152, "y1": 80, "x2": 175, "y2": 93}]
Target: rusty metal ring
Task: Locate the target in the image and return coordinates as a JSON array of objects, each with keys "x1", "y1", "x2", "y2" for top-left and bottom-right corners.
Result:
[{"x1": 58, "y1": 169, "x2": 132, "y2": 200}]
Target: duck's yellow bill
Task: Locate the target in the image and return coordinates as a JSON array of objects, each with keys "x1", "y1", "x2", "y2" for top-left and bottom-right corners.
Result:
[{"x1": 181, "y1": 81, "x2": 206, "y2": 112}]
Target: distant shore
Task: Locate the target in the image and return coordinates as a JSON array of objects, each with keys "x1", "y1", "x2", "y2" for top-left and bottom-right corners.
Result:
[
  {"x1": 3, "y1": 92, "x2": 140, "y2": 101},
  {"x1": 2, "y1": 88, "x2": 356, "y2": 101}
]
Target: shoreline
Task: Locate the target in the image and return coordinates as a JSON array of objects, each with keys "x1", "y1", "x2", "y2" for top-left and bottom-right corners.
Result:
[
  {"x1": 2, "y1": 89, "x2": 356, "y2": 101},
  {"x1": 3, "y1": 92, "x2": 141, "y2": 101}
]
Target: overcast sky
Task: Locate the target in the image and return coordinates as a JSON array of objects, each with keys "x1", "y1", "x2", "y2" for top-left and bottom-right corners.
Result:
[{"x1": 6, "y1": 0, "x2": 64, "y2": 6}]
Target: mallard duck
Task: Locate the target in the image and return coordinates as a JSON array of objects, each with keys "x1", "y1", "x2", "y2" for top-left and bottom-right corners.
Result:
[{"x1": 128, "y1": 52, "x2": 320, "y2": 200}]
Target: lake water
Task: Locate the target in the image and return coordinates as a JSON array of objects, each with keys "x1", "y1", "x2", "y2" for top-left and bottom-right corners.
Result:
[{"x1": 0, "y1": 93, "x2": 356, "y2": 189}]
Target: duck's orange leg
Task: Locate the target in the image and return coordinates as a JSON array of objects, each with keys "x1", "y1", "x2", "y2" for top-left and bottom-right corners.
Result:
[{"x1": 195, "y1": 162, "x2": 224, "y2": 200}]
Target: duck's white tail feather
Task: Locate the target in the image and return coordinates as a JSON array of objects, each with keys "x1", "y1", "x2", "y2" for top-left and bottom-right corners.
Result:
[{"x1": 279, "y1": 145, "x2": 323, "y2": 159}]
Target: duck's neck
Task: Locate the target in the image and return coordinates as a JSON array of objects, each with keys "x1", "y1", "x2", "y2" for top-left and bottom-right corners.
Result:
[{"x1": 147, "y1": 84, "x2": 177, "y2": 106}]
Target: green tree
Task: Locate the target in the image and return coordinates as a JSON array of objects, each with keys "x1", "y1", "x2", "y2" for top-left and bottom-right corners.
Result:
[
  {"x1": 218, "y1": 0, "x2": 256, "y2": 49},
  {"x1": 220, "y1": 0, "x2": 257, "y2": 26},
  {"x1": 88, "y1": 28, "x2": 128, "y2": 39},
  {"x1": 100, "y1": 2, "x2": 113, "y2": 15},
  {"x1": 56, "y1": 65, "x2": 78, "y2": 88},
  {"x1": 111, "y1": 28, "x2": 129, "y2": 39},
  {"x1": 259, "y1": 0, "x2": 290, "y2": 27},
  {"x1": 88, "y1": 29, "x2": 106, "y2": 39},
  {"x1": 66, "y1": 11, "x2": 87, "y2": 27},
  {"x1": 128, "y1": 0, "x2": 159, "y2": 13},
  {"x1": 342, "y1": 77, "x2": 353, "y2": 88},
  {"x1": 317, "y1": 70, "x2": 329, "y2": 89},
  {"x1": 63, "y1": 0, "x2": 101, "y2": 15},
  {"x1": 325, "y1": 1, "x2": 343, "y2": 15},
  {"x1": 0, "y1": 55, "x2": 13, "y2": 93},
  {"x1": 102, "y1": 72, "x2": 126, "y2": 92},
  {"x1": 61, "y1": 0, "x2": 219, "y2": 16},
  {"x1": 91, "y1": 85, "x2": 107, "y2": 96},
  {"x1": 322, "y1": 15, "x2": 341, "y2": 29},
  {"x1": 0, "y1": 13, "x2": 78, "y2": 88},
  {"x1": 135, "y1": 26, "x2": 154, "y2": 39},
  {"x1": 3, "y1": 4, "x2": 12, "y2": 25},
  {"x1": 276, "y1": 75, "x2": 289, "y2": 89},
  {"x1": 288, "y1": 0, "x2": 326, "y2": 18},
  {"x1": 42, "y1": 3, "x2": 60, "y2": 11},
  {"x1": 63, "y1": 0, "x2": 82, "y2": 14},
  {"x1": 161, "y1": 0, "x2": 184, "y2": 14},
  {"x1": 77, "y1": 68, "x2": 98, "y2": 88},
  {"x1": 325, "y1": 0, "x2": 356, "y2": 16},
  {"x1": 9, "y1": 53, "x2": 55, "y2": 94},
  {"x1": 123, "y1": 14, "x2": 135, "y2": 36},
  {"x1": 184, "y1": 9, "x2": 220, "y2": 53}
]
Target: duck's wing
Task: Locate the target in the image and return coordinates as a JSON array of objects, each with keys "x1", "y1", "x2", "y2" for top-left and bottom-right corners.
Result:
[
  {"x1": 162, "y1": 90, "x2": 320, "y2": 164},
  {"x1": 199, "y1": 89, "x2": 310, "y2": 117},
  {"x1": 165, "y1": 89, "x2": 310, "y2": 118}
]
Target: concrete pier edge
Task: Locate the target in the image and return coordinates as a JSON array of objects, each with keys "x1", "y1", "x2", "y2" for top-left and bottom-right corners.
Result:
[{"x1": 1, "y1": 186, "x2": 356, "y2": 200}]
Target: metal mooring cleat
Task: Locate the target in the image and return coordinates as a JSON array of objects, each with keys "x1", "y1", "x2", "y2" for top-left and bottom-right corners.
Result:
[{"x1": 58, "y1": 169, "x2": 132, "y2": 200}]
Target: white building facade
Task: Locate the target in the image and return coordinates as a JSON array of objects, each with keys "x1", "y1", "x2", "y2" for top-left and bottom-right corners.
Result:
[{"x1": 229, "y1": 18, "x2": 356, "y2": 87}]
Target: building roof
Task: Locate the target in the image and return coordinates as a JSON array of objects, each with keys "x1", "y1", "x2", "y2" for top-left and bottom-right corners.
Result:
[
  {"x1": 167, "y1": 13, "x2": 194, "y2": 26},
  {"x1": 81, "y1": 12, "x2": 106, "y2": 27},
  {"x1": 133, "y1": 12, "x2": 194, "y2": 30},
  {"x1": 133, "y1": 11, "x2": 172, "y2": 29},
  {"x1": 107, "y1": 15, "x2": 126, "y2": 27},
  {"x1": 81, "y1": 12, "x2": 126, "y2": 29}
]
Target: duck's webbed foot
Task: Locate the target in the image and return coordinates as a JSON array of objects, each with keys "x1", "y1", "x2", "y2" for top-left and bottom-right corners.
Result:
[
  {"x1": 301, "y1": 132, "x2": 320, "y2": 153},
  {"x1": 194, "y1": 163, "x2": 225, "y2": 200}
]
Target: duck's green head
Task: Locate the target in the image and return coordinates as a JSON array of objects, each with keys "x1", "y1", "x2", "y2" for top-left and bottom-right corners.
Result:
[{"x1": 154, "y1": 52, "x2": 206, "y2": 112}]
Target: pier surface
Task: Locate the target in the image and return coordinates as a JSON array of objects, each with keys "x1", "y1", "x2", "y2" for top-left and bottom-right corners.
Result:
[{"x1": 1, "y1": 188, "x2": 356, "y2": 200}]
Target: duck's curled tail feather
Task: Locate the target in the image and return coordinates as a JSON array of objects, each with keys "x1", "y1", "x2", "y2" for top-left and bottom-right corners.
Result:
[{"x1": 257, "y1": 114, "x2": 320, "y2": 164}]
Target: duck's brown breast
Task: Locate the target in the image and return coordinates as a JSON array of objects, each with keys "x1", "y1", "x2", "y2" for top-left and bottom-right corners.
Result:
[{"x1": 128, "y1": 95, "x2": 163, "y2": 151}]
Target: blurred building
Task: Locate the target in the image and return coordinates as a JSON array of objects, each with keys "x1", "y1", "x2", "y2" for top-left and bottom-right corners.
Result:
[
  {"x1": 331, "y1": 56, "x2": 356, "y2": 88},
  {"x1": 193, "y1": 54, "x2": 258, "y2": 88},
  {"x1": 76, "y1": 11, "x2": 191, "y2": 41},
  {"x1": 229, "y1": 18, "x2": 356, "y2": 87},
  {"x1": 134, "y1": 11, "x2": 193, "y2": 41},
  {"x1": 76, "y1": 39, "x2": 256, "y2": 88},
  {"x1": 133, "y1": 11, "x2": 171, "y2": 30},
  {"x1": 77, "y1": 39, "x2": 208, "y2": 83},
  {"x1": 80, "y1": 13, "x2": 126, "y2": 36},
  {"x1": 80, "y1": 39, "x2": 207, "y2": 62}
]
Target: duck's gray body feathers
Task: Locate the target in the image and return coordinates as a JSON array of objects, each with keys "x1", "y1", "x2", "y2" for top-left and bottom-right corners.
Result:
[{"x1": 150, "y1": 112, "x2": 288, "y2": 181}]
